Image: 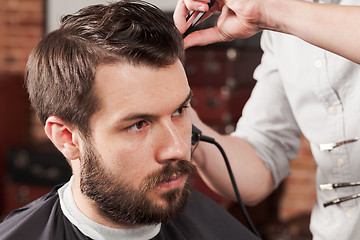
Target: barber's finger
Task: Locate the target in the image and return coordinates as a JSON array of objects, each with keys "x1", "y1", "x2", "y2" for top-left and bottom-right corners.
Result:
[
  {"x1": 173, "y1": 1, "x2": 190, "y2": 33},
  {"x1": 184, "y1": 0, "x2": 210, "y2": 11},
  {"x1": 174, "y1": 0, "x2": 210, "y2": 33},
  {"x1": 183, "y1": 27, "x2": 227, "y2": 49}
]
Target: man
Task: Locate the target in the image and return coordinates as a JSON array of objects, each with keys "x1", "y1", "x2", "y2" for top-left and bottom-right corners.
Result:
[
  {"x1": 174, "y1": 0, "x2": 360, "y2": 239},
  {"x1": 0, "y1": 1, "x2": 258, "y2": 239}
]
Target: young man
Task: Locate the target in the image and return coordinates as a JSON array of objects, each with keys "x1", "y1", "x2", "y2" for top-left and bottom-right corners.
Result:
[{"x1": 0, "y1": 1, "x2": 258, "y2": 239}]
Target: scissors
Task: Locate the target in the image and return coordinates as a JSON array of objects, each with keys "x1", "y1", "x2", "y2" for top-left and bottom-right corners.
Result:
[{"x1": 183, "y1": 0, "x2": 216, "y2": 38}]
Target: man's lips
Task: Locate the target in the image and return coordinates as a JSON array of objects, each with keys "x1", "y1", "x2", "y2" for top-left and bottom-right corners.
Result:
[{"x1": 156, "y1": 172, "x2": 185, "y2": 190}]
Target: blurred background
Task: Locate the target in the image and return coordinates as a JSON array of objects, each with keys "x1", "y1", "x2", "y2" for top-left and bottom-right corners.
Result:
[{"x1": 0, "y1": 0, "x2": 316, "y2": 239}]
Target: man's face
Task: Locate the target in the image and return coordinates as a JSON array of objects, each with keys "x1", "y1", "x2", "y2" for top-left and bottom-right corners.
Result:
[{"x1": 79, "y1": 60, "x2": 196, "y2": 225}]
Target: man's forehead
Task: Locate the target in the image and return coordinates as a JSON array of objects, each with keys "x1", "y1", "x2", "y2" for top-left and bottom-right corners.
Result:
[
  {"x1": 91, "y1": 60, "x2": 190, "y2": 122},
  {"x1": 94, "y1": 61, "x2": 187, "y2": 91}
]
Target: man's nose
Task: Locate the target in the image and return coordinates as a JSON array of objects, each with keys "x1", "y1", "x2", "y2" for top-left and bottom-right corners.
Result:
[{"x1": 155, "y1": 122, "x2": 189, "y2": 164}]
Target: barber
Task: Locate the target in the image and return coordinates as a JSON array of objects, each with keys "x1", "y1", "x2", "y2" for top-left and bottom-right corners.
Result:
[
  {"x1": 174, "y1": 0, "x2": 360, "y2": 64},
  {"x1": 174, "y1": 0, "x2": 360, "y2": 239}
]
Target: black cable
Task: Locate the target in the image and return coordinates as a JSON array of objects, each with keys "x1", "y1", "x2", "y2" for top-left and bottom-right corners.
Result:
[{"x1": 199, "y1": 135, "x2": 261, "y2": 238}]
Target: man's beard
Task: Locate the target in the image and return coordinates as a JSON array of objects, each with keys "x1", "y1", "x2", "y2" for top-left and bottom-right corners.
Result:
[{"x1": 79, "y1": 141, "x2": 197, "y2": 226}]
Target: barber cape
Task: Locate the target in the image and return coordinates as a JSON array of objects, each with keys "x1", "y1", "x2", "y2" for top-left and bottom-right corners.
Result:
[{"x1": 0, "y1": 184, "x2": 258, "y2": 240}]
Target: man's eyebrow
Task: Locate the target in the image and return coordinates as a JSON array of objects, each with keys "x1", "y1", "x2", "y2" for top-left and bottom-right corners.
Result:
[
  {"x1": 179, "y1": 90, "x2": 193, "y2": 109},
  {"x1": 121, "y1": 90, "x2": 193, "y2": 122}
]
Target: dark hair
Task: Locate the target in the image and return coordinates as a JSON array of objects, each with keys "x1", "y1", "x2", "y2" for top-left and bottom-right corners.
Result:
[{"x1": 26, "y1": 0, "x2": 184, "y2": 135}]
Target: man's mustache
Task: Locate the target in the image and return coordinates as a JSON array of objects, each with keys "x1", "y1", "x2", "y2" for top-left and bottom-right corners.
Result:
[{"x1": 140, "y1": 159, "x2": 197, "y2": 193}]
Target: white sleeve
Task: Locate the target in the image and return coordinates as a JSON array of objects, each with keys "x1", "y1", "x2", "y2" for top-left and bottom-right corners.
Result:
[{"x1": 232, "y1": 31, "x2": 302, "y2": 188}]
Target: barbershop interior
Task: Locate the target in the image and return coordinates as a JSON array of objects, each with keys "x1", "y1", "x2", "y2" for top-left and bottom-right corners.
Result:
[{"x1": 0, "y1": 0, "x2": 319, "y2": 239}]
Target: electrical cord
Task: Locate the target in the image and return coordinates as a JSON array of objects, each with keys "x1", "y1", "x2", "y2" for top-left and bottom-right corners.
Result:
[{"x1": 192, "y1": 125, "x2": 261, "y2": 238}]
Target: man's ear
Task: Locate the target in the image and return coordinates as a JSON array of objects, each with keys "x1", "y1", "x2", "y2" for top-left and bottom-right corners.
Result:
[{"x1": 44, "y1": 116, "x2": 81, "y2": 160}]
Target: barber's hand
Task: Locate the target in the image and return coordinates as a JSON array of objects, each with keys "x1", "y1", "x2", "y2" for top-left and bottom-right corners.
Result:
[{"x1": 173, "y1": 0, "x2": 263, "y2": 48}]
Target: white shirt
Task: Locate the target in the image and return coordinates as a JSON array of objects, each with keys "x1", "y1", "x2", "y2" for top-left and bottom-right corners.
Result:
[
  {"x1": 58, "y1": 177, "x2": 161, "y2": 240},
  {"x1": 232, "y1": 1, "x2": 360, "y2": 239}
]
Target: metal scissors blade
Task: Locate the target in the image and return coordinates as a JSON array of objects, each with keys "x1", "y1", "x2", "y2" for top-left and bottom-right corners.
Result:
[{"x1": 183, "y1": 0, "x2": 216, "y2": 38}]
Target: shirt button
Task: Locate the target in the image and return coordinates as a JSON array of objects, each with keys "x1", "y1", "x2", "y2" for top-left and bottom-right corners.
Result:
[
  {"x1": 315, "y1": 60, "x2": 322, "y2": 68},
  {"x1": 337, "y1": 158, "x2": 344, "y2": 167},
  {"x1": 346, "y1": 209, "x2": 353, "y2": 218},
  {"x1": 328, "y1": 106, "x2": 337, "y2": 115}
]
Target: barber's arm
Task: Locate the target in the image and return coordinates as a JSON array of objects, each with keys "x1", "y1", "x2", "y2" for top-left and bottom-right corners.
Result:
[
  {"x1": 174, "y1": 0, "x2": 360, "y2": 64},
  {"x1": 190, "y1": 108, "x2": 275, "y2": 206}
]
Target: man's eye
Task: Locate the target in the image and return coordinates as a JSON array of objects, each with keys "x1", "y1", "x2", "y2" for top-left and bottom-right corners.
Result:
[
  {"x1": 128, "y1": 121, "x2": 148, "y2": 131},
  {"x1": 173, "y1": 105, "x2": 189, "y2": 116}
]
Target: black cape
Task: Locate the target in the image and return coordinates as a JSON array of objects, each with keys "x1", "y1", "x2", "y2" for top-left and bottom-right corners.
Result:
[{"x1": 0, "y1": 186, "x2": 259, "y2": 240}]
